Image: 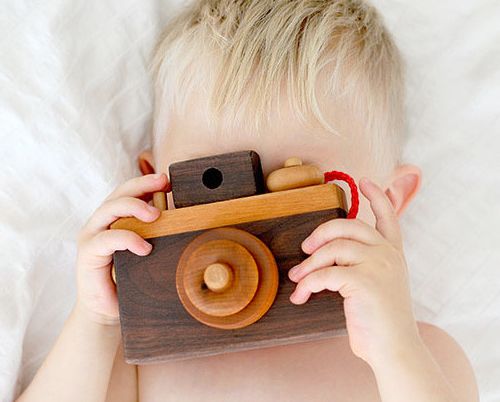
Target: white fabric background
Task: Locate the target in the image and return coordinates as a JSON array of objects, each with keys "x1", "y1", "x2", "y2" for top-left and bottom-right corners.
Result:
[{"x1": 0, "y1": 1, "x2": 499, "y2": 401}]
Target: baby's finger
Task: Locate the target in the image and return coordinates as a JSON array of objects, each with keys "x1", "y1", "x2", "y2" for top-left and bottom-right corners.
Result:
[
  {"x1": 359, "y1": 177, "x2": 402, "y2": 249},
  {"x1": 79, "y1": 229, "x2": 152, "y2": 268},
  {"x1": 83, "y1": 197, "x2": 160, "y2": 236},
  {"x1": 289, "y1": 265, "x2": 353, "y2": 304},
  {"x1": 301, "y1": 218, "x2": 386, "y2": 255},
  {"x1": 105, "y1": 173, "x2": 169, "y2": 202},
  {"x1": 288, "y1": 238, "x2": 364, "y2": 283}
]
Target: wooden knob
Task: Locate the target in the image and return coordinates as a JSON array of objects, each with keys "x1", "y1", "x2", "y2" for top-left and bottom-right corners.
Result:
[
  {"x1": 153, "y1": 191, "x2": 167, "y2": 211},
  {"x1": 176, "y1": 227, "x2": 279, "y2": 329},
  {"x1": 284, "y1": 157, "x2": 303, "y2": 167},
  {"x1": 266, "y1": 158, "x2": 324, "y2": 192},
  {"x1": 180, "y1": 239, "x2": 259, "y2": 317},
  {"x1": 204, "y1": 262, "x2": 233, "y2": 293}
]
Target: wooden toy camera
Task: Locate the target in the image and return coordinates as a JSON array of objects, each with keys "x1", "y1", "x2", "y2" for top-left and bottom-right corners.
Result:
[{"x1": 112, "y1": 150, "x2": 352, "y2": 364}]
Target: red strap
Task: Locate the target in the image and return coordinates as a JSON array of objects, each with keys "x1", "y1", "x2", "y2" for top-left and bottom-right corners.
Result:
[{"x1": 323, "y1": 171, "x2": 359, "y2": 219}]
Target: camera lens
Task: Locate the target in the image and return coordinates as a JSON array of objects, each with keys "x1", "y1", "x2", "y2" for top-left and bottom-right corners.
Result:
[{"x1": 202, "y1": 167, "x2": 223, "y2": 189}]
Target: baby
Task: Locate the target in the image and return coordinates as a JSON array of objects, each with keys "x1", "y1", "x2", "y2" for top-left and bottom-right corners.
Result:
[{"x1": 17, "y1": 1, "x2": 479, "y2": 401}]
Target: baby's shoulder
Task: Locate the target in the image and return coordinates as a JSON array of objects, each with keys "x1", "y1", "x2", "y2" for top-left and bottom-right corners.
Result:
[{"x1": 417, "y1": 321, "x2": 478, "y2": 401}]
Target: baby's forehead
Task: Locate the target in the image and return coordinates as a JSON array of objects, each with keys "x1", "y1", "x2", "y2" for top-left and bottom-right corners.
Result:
[
  {"x1": 153, "y1": 82, "x2": 375, "y2": 180},
  {"x1": 160, "y1": 102, "x2": 324, "y2": 149},
  {"x1": 161, "y1": 85, "x2": 359, "y2": 142},
  {"x1": 154, "y1": 100, "x2": 367, "y2": 180}
]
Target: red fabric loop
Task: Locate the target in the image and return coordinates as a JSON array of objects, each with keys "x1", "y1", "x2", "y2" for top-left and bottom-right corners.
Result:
[{"x1": 323, "y1": 171, "x2": 359, "y2": 219}]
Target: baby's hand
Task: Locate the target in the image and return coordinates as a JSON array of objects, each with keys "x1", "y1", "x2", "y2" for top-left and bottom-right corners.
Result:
[
  {"x1": 288, "y1": 177, "x2": 420, "y2": 367},
  {"x1": 75, "y1": 173, "x2": 169, "y2": 325}
]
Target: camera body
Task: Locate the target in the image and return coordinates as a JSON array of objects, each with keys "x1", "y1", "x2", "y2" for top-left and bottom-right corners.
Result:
[{"x1": 112, "y1": 150, "x2": 348, "y2": 364}]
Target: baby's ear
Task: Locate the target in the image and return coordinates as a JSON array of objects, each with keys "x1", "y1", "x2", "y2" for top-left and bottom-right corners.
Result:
[
  {"x1": 384, "y1": 164, "x2": 422, "y2": 218},
  {"x1": 138, "y1": 149, "x2": 155, "y2": 175}
]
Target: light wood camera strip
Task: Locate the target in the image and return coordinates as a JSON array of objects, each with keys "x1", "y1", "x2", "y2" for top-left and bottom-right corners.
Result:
[{"x1": 110, "y1": 184, "x2": 346, "y2": 239}]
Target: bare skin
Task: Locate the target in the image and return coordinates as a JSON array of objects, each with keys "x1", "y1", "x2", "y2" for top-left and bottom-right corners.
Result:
[
  {"x1": 118, "y1": 98, "x2": 478, "y2": 402},
  {"x1": 108, "y1": 322, "x2": 474, "y2": 402},
  {"x1": 17, "y1": 93, "x2": 479, "y2": 402}
]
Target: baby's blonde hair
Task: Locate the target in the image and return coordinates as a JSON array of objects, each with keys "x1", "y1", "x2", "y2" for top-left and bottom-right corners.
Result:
[{"x1": 151, "y1": 0, "x2": 405, "y2": 177}]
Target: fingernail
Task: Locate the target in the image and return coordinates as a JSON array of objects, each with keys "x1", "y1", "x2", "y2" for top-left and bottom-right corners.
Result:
[
  {"x1": 361, "y1": 177, "x2": 373, "y2": 186},
  {"x1": 288, "y1": 266, "x2": 299, "y2": 280},
  {"x1": 153, "y1": 173, "x2": 163, "y2": 180},
  {"x1": 144, "y1": 242, "x2": 153, "y2": 252},
  {"x1": 290, "y1": 291, "x2": 303, "y2": 304}
]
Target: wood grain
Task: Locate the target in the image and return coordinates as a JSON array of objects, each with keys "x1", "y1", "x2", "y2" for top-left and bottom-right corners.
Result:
[
  {"x1": 114, "y1": 204, "x2": 348, "y2": 364},
  {"x1": 178, "y1": 237, "x2": 260, "y2": 318},
  {"x1": 152, "y1": 192, "x2": 167, "y2": 211},
  {"x1": 175, "y1": 228, "x2": 279, "y2": 330},
  {"x1": 266, "y1": 163, "x2": 324, "y2": 192},
  {"x1": 169, "y1": 150, "x2": 265, "y2": 208},
  {"x1": 110, "y1": 183, "x2": 346, "y2": 239}
]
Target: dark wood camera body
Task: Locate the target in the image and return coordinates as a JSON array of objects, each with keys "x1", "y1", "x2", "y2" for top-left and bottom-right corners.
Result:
[{"x1": 112, "y1": 151, "x2": 348, "y2": 364}]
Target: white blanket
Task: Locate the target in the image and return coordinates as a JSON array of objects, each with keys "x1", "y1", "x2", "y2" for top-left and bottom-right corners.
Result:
[{"x1": 1, "y1": 1, "x2": 499, "y2": 401}]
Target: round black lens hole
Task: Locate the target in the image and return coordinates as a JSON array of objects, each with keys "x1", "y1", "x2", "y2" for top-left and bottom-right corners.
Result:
[{"x1": 202, "y1": 167, "x2": 223, "y2": 189}]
